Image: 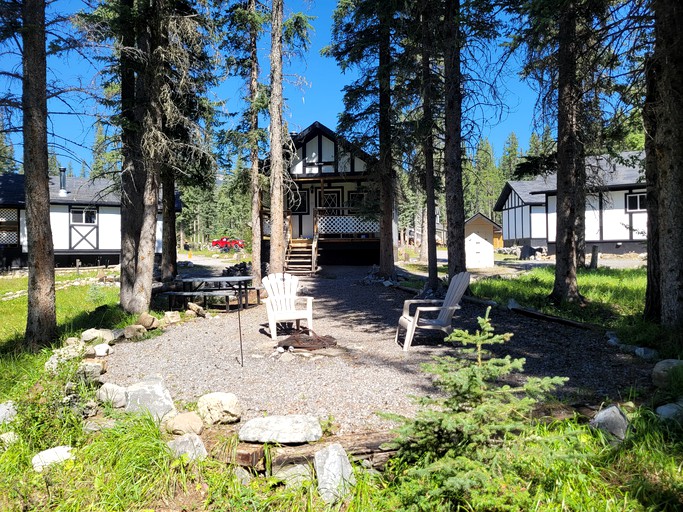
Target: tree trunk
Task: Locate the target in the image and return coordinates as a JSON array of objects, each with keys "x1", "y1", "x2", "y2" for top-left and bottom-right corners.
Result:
[
  {"x1": 268, "y1": 0, "x2": 285, "y2": 274},
  {"x1": 421, "y1": 11, "x2": 438, "y2": 290},
  {"x1": 249, "y1": 0, "x2": 262, "y2": 286},
  {"x1": 119, "y1": 0, "x2": 159, "y2": 314},
  {"x1": 443, "y1": 0, "x2": 466, "y2": 278},
  {"x1": 22, "y1": 0, "x2": 56, "y2": 349},
  {"x1": 575, "y1": 143, "x2": 586, "y2": 268},
  {"x1": 551, "y1": 3, "x2": 582, "y2": 303},
  {"x1": 161, "y1": 166, "x2": 177, "y2": 282},
  {"x1": 419, "y1": 204, "x2": 428, "y2": 261},
  {"x1": 643, "y1": 56, "x2": 660, "y2": 323},
  {"x1": 377, "y1": 7, "x2": 395, "y2": 278},
  {"x1": 653, "y1": 0, "x2": 683, "y2": 327}
]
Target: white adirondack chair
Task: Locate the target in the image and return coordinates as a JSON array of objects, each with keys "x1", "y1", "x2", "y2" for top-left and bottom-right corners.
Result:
[
  {"x1": 262, "y1": 272, "x2": 314, "y2": 340},
  {"x1": 395, "y1": 272, "x2": 470, "y2": 351}
]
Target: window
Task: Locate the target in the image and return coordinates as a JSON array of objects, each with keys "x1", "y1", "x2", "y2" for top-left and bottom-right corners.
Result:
[
  {"x1": 71, "y1": 208, "x2": 97, "y2": 224},
  {"x1": 288, "y1": 190, "x2": 309, "y2": 215},
  {"x1": 0, "y1": 208, "x2": 19, "y2": 246},
  {"x1": 626, "y1": 193, "x2": 647, "y2": 213}
]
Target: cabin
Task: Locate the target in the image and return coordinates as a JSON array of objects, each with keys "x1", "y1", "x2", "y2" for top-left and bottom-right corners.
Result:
[
  {"x1": 263, "y1": 121, "x2": 384, "y2": 274},
  {"x1": 464, "y1": 213, "x2": 502, "y2": 268},
  {"x1": 0, "y1": 169, "x2": 165, "y2": 269},
  {"x1": 493, "y1": 151, "x2": 646, "y2": 254}
]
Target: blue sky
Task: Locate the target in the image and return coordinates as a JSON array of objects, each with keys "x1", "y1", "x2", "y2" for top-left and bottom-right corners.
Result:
[{"x1": 9, "y1": 0, "x2": 538, "y2": 172}]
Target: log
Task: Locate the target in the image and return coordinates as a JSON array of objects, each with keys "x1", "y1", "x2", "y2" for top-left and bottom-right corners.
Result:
[
  {"x1": 222, "y1": 432, "x2": 398, "y2": 471},
  {"x1": 507, "y1": 304, "x2": 604, "y2": 331},
  {"x1": 270, "y1": 432, "x2": 397, "y2": 470}
]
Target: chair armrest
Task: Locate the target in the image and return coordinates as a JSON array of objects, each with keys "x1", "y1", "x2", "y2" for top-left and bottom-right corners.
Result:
[{"x1": 402, "y1": 299, "x2": 444, "y2": 317}]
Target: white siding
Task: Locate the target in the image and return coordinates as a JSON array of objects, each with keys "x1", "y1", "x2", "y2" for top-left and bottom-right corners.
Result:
[
  {"x1": 521, "y1": 205, "x2": 530, "y2": 238},
  {"x1": 20, "y1": 209, "x2": 27, "y2": 252},
  {"x1": 99, "y1": 207, "x2": 121, "y2": 250},
  {"x1": 585, "y1": 194, "x2": 601, "y2": 241},
  {"x1": 530, "y1": 205, "x2": 547, "y2": 239},
  {"x1": 155, "y1": 215, "x2": 163, "y2": 253},
  {"x1": 305, "y1": 139, "x2": 318, "y2": 164},
  {"x1": 632, "y1": 211, "x2": 647, "y2": 239},
  {"x1": 50, "y1": 205, "x2": 70, "y2": 250},
  {"x1": 354, "y1": 157, "x2": 366, "y2": 173},
  {"x1": 602, "y1": 191, "x2": 630, "y2": 240},
  {"x1": 547, "y1": 195, "x2": 557, "y2": 242},
  {"x1": 321, "y1": 136, "x2": 335, "y2": 173}
]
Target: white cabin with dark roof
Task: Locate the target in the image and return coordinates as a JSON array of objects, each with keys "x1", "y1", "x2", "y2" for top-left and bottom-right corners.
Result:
[
  {"x1": 494, "y1": 151, "x2": 647, "y2": 253},
  {"x1": 262, "y1": 121, "x2": 382, "y2": 273},
  {"x1": 0, "y1": 169, "x2": 169, "y2": 269}
]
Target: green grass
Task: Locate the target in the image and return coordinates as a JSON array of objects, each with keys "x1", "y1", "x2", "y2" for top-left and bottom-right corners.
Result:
[{"x1": 470, "y1": 266, "x2": 682, "y2": 354}]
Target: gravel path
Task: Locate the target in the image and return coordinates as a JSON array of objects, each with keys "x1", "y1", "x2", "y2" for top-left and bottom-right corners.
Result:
[{"x1": 102, "y1": 265, "x2": 653, "y2": 435}]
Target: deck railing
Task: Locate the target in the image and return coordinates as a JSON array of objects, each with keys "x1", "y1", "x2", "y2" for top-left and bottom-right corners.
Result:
[{"x1": 314, "y1": 207, "x2": 380, "y2": 238}]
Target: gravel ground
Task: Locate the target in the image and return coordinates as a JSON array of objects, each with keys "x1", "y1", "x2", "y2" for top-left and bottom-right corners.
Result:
[{"x1": 102, "y1": 263, "x2": 654, "y2": 435}]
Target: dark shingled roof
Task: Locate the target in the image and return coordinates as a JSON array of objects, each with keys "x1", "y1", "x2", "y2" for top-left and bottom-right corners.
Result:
[
  {"x1": 0, "y1": 173, "x2": 120, "y2": 207},
  {"x1": 494, "y1": 151, "x2": 644, "y2": 212}
]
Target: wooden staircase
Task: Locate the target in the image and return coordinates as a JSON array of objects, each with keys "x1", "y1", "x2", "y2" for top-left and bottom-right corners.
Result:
[{"x1": 285, "y1": 238, "x2": 316, "y2": 276}]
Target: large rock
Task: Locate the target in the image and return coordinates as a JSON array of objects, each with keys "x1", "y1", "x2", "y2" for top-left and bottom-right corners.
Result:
[
  {"x1": 187, "y1": 302, "x2": 206, "y2": 318},
  {"x1": 96, "y1": 383, "x2": 126, "y2": 408},
  {"x1": 137, "y1": 312, "x2": 159, "y2": 330},
  {"x1": 45, "y1": 342, "x2": 85, "y2": 374},
  {"x1": 76, "y1": 361, "x2": 106, "y2": 384},
  {"x1": 273, "y1": 464, "x2": 313, "y2": 488},
  {"x1": 0, "y1": 400, "x2": 17, "y2": 424},
  {"x1": 166, "y1": 412, "x2": 204, "y2": 435},
  {"x1": 652, "y1": 359, "x2": 683, "y2": 388},
  {"x1": 0, "y1": 431, "x2": 19, "y2": 449},
  {"x1": 656, "y1": 400, "x2": 683, "y2": 422},
  {"x1": 197, "y1": 392, "x2": 241, "y2": 425},
  {"x1": 125, "y1": 377, "x2": 177, "y2": 422},
  {"x1": 167, "y1": 433, "x2": 207, "y2": 461},
  {"x1": 93, "y1": 343, "x2": 113, "y2": 357},
  {"x1": 81, "y1": 328, "x2": 115, "y2": 344},
  {"x1": 32, "y1": 446, "x2": 74, "y2": 472},
  {"x1": 589, "y1": 405, "x2": 630, "y2": 442},
  {"x1": 123, "y1": 325, "x2": 147, "y2": 340},
  {"x1": 238, "y1": 415, "x2": 322, "y2": 444},
  {"x1": 164, "y1": 311, "x2": 182, "y2": 324},
  {"x1": 314, "y1": 443, "x2": 356, "y2": 504}
]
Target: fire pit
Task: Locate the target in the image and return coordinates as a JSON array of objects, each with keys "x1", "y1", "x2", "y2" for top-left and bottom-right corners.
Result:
[{"x1": 277, "y1": 329, "x2": 337, "y2": 351}]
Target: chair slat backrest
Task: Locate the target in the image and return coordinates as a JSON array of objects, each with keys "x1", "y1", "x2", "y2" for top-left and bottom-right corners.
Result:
[
  {"x1": 263, "y1": 273, "x2": 300, "y2": 312},
  {"x1": 436, "y1": 272, "x2": 470, "y2": 324}
]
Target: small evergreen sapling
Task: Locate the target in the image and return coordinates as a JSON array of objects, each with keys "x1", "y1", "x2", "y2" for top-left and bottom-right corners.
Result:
[{"x1": 392, "y1": 307, "x2": 567, "y2": 507}]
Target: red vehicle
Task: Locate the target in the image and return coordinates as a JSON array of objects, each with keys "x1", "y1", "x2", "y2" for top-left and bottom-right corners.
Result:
[{"x1": 211, "y1": 237, "x2": 244, "y2": 250}]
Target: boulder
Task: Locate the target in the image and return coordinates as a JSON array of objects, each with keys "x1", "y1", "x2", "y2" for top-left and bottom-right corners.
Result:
[
  {"x1": 137, "y1": 312, "x2": 159, "y2": 330},
  {"x1": 273, "y1": 464, "x2": 314, "y2": 488},
  {"x1": 123, "y1": 324, "x2": 147, "y2": 340},
  {"x1": 110, "y1": 329, "x2": 125, "y2": 343},
  {"x1": 93, "y1": 343, "x2": 113, "y2": 357},
  {"x1": 125, "y1": 377, "x2": 177, "y2": 422},
  {"x1": 63, "y1": 337, "x2": 81, "y2": 347},
  {"x1": 197, "y1": 392, "x2": 241, "y2": 425},
  {"x1": 656, "y1": 401, "x2": 683, "y2": 422},
  {"x1": 233, "y1": 466, "x2": 252, "y2": 486},
  {"x1": 187, "y1": 302, "x2": 206, "y2": 318},
  {"x1": 81, "y1": 328, "x2": 115, "y2": 344},
  {"x1": 167, "y1": 433, "x2": 207, "y2": 461},
  {"x1": 76, "y1": 361, "x2": 106, "y2": 384},
  {"x1": 166, "y1": 412, "x2": 204, "y2": 435},
  {"x1": 96, "y1": 382, "x2": 126, "y2": 408},
  {"x1": 0, "y1": 431, "x2": 19, "y2": 449},
  {"x1": 164, "y1": 311, "x2": 182, "y2": 324},
  {"x1": 32, "y1": 446, "x2": 74, "y2": 472},
  {"x1": 185, "y1": 310, "x2": 197, "y2": 319},
  {"x1": 652, "y1": 359, "x2": 683, "y2": 388},
  {"x1": 238, "y1": 415, "x2": 322, "y2": 444},
  {"x1": 45, "y1": 342, "x2": 85, "y2": 374},
  {"x1": 314, "y1": 443, "x2": 356, "y2": 504},
  {"x1": 589, "y1": 404, "x2": 630, "y2": 442},
  {"x1": 0, "y1": 400, "x2": 17, "y2": 424},
  {"x1": 634, "y1": 347, "x2": 659, "y2": 361}
]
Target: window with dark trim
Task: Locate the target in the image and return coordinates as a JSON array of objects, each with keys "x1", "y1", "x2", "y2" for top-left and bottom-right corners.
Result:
[
  {"x1": 289, "y1": 190, "x2": 309, "y2": 215},
  {"x1": 71, "y1": 208, "x2": 97, "y2": 224},
  {"x1": 626, "y1": 193, "x2": 647, "y2": 213}
]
